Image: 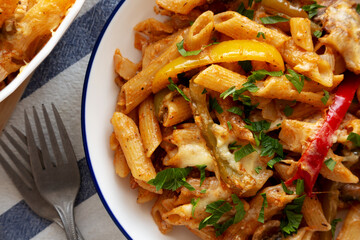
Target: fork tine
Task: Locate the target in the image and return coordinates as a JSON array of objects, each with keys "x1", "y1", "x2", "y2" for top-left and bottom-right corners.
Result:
[
  {"x1": 3, "y1": 129, "x2": 28, "y2": 162},
  {"x1": 42, "y1": 104, "x2": 62, "y2": 166},
  {"x1": 11, "y1": 125, "x2": 27, "y2": 145},
  {"x1": 32, "y1": 106, "x2": 53, "y2": 169},
  {"x1": 52, "y1": 104, "x2": 77, "y2": 164},
  {"x1": 0, "y1": 151, "x2": 32, "y2": 190},
  {"x1": 0, "y1": 138, "x2": 33, "y2": 186},
  {"x1": 25, "y1": 110, "x2": 44, "y2": 171}
]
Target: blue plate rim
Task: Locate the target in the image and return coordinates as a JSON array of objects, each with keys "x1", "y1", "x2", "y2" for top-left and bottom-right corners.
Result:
[{"x1": 81, "y1": 0, "x2": 132, "y2": 239}]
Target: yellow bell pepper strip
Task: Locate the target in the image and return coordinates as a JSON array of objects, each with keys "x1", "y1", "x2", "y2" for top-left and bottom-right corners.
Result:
[
  {"x1": 286, "y1": 73, "x2": 360, "y2": 195},
  {"x1": 152, "y1": 40, "x2": 285, "y2": 93},
  {"x1": 261, "y1": 0, "x2": 308, "y2": 18}
]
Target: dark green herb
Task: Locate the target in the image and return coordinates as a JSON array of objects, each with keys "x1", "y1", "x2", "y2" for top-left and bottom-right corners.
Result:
[
  {"x1": 284, "y1": 105, "x2": 293, "y2": 117},
  {"x1": 285, "y1": 69, "x2": 304, "y2": 93},
  {"x1": 331, "y1": 218, "x2": 342, "y2": 237},
  {"x1": 281, "y1": 181, "x2": 294, "y2": 195},
  {"x1": 280, "y1": 195, "x2": 305, "y2": 236},
  {"x1": 234, "y1": 144, "x2": 256, "y2": 161},
  {"x1": 255, "y1": 166, "x2": 262, "y2": 174},
  {"x1": 296, "y1": 179, "x2": 304, "y2": 195},
  {"x1": 148, "y1": 167, "x2": 194, "y2": 191},
  {"x1": 258, "y1": 193, "x2": 267, "y2": 223},
  {"x1": 227, "y1": 106, "x2": 243, "y2": 116},
  {"x1": 256, "y1": 31, "x2": 266, "y2": 39},
  {"x1": 167, "y1": 78, "x2": 190, "y2": 101},
  {"x1": 191, "y1": 198, "x2": 200, "y2": 217},
  {"x1": 347, "y1": 132, "x2": 360, "y2": 147},
  {"x1": 238, "y1": 60, "x2": 252, "y2": 73},
  {"x1": 324, "y1": 158, "x2": 336, "y2": 171},
  {"x1": 196, "y1": 165, "x2": 207, "y2": 186},
  {"x1": 209, "y1": 96, "x2": 224, "y2": 114},
  {"x1": 302, "y1": 2, "x2": 325, "y2": 19},
  {"x1": 321, "y1": 90, "x2": 330, "y2": 105},
  {"x1": 260, "y1": 15, "x2": 289, "y2": 24},
  {"x1": 237, "y1": 2, "x2": 254, "y2": 20},
  {"x1": 313, "y1": 30, "x2": 322, "y2": 38}
]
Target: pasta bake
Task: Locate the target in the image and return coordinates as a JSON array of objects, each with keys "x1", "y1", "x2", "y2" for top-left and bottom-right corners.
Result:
[
  {"x1": 110, "y1": 0, "x2": 360, "y2": 239},
  {"x1": 0, "y1": 0, "x2": 75, "y2": 91}
]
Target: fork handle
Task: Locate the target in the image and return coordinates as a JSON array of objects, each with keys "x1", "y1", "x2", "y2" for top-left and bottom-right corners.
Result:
[
  {"x1": 54, "y1": 218, "x2": 84, "y2": 240},
  {"x1": 54, "y1": 201, "x2": 78, "y2": 240}
]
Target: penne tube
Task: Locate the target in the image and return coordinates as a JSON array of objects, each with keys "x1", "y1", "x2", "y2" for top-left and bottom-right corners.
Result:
[
  {"x1": 156, "y1": 0, "x2": 206, "y2": 15},
  {"x1": 114, "y1": 145, "x2": 130, "y2": 178},
  {"x1": 139, "y1": 96, "x2": 162, "y2": 157},
  {"x1": 302, "y1": 196, "x2": 331, "y2": 231},
  {"x1": 336, "y1": 203, "x2": 360, "y2": 240},
  {"x1": 113, "y1": 49, "x2": 140, "y2": 80},
  {"x1": 214, "y1": 11, "x2": 290, "y2": 49},
  {"x1": 184, "y1": 11, "x2": 214, "y2": 51},
  {"x1": 111, "y1": 112, "x2": 156, "y2": 182},
  {"x1": 290, "y1": 18, "x2": 314, "y2": 52},
  {"x1": 137, "y1": 186, "x2": 158, "y2": 204},
  {"x1": 161, "y1": 94, "x2": 192, "y2": 127}
]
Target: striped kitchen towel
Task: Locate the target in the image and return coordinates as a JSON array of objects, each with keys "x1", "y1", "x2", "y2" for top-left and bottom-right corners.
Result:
[{"x1": 0, "y1": 0, "x2": 126, "y2": 239}]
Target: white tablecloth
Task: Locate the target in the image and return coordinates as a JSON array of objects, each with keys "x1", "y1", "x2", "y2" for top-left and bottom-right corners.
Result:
[{"x1": 0, "y1": 0, "x2": 127, "y2": 239}]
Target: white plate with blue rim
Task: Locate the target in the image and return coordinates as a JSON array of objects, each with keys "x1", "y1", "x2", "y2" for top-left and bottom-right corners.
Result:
[{"x1": 81, "y1": 0, "x2": 198, "y2": 239}]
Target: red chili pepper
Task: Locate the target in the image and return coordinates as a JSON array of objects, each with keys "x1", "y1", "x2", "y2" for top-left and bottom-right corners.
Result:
[{"x1": 286, "y1": 73, "x2": 360, "y2": 195}]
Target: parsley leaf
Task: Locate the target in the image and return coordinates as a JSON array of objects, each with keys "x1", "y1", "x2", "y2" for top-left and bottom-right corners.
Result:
[
  {"x1": 296, "y1": 179, "x2": 304, "y2": 195},
  {"x1": 255, "y1": 166, "x2": 262, "y2": 174},
  {"x1": 324, "y1": 158, "x2": 336, "y2": 171},
  {"x1": 234, "y1": 144, "x2": 256, "y2": 162},
  {"x1": 321, "y1": 90, "x2": 330, "y2": 105},
  {"x1": 227, "y1": 121, "x2": 233, "y2": 130},
  {"x1": 176, "y1": 39, "x2": 202, "y2": 56},
  {"x1": 248, "y1": 69, "x2": 283, "y2": 82},
  {"x1": 331, "y1": 218, "x2": 342, "y2": 237},
  {"x1": 244, "y1": 120, "x2": 270, "y2": 132},
  {"x1": 284, "y1": 105, "x2": 293, "y2": 117},
  {"x1": 267, "y1": 156, "x2": 282, "y2": 168},
  {"x1": 258, "y1": 193, "x2": 268, "y2": 223},
  {"x1": 191, "y1": 198, "x2": 200, "y2": 217},
  {"x1": 357, "y1": 4, "x2": 360, "y2": 15},
  {"x1": 256, "y1": 31, "x2": 266, "y2": 39},
  {"x1": 196, "y1": 165, "x2": 207, "y2": 186},
  {"x1": 148, "y1": 167, "x2": 195, "y2": 191},
  {"x1": 201, "y1": 88, "x2": 207, "y2": 94},
  {"x1": 209, "y1": 96, "x2": 224, "y2": 114},
  {"x1": 347, "y1": 132, "x2": 360, "y2": 147},
  {"x1": 238, "y1": 60, "x2": 252, "y2": 73},
  {"x1": 313, "y1": 30, "x2": 322, "y2": 38},
  {"x1": 242, "y1": 81, "x2": 259, "y2": 92},
  {"x1": 302, "y1": 1, "x2": 325, "y2": 19},
  {"x1": 259, "y1": 132, "x2": 283, "y2": 157},
  {"x1": 200, "y1": 189, "x2": 207, "y2": 193},
  {"x1": 281, "y1": 181, "x2": 294, "y2": 195},
  {"x1": 228, "y1": 141, "x2": 242, "y2": 150},
  {"x1": 280, "y1": 195, "x2": 305, "y2": 236},
  {"x1": 260, "y1": 15, "x2": 289, "y2": 24},
  {"x1": 167, "y1": 78, "x2": 190, "y2": 101},
  {"x1": 232, "y1": 194, "x2": 246, "y2": 223},
  {"x1": 199, "y1": 200, "x2": 232, "y2": 230},
  {"x1": 227, "y1": 106, "x2": 243, "y2": 116},
  {"x1": 237, "y1": 2, "x2": 254, "y2": 20},
  {"x1": 285, "y1": 69, "x2": 304, "y2": 93},
  {"x1": 220, "y1": 86, "x2": 236, "y2": 99}
]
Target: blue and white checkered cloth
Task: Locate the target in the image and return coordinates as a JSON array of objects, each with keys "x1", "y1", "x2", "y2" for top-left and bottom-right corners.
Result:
[{"x1": 0, "y1": 0, "x2": 126, "y2": 239}]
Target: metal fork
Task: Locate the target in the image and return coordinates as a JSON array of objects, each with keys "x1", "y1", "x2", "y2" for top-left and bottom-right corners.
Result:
[
  {"x1": 25, "y1": 104, "x2": 81, "y2": 240},
  {"x1": 0, "y1": 126, "x2": 84, "y2": 240}
]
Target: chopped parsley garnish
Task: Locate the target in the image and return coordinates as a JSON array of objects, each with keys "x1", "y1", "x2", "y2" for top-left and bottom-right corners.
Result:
[
  {"x1": 255, "y1": 166, "x2": 262, "y2": 174},
  {"x1": 242, "y1": 81, "x2": 259, "y2": 92},
  {"x1": 227, "y1": 121, "x2": 233, "y2": 130},
  {"x1": 321, "y1": 90, "x2": 330, "y2": 105},
  {"x1": 257, "y1": 31, "x2": 266, "y2": 39},
  {"x1": 260, "y1": 15, "x2": 289, "y2": 24},
  {"x1": 258, "y1": 193, "x2": 268, "y2": 223},
  {"x1": 281, "y1": 181, "x2": 294, "y2": 195},
  {"x1": 234, "y1": 144, "x2": 256, "y2": 161},
  {"x1": 248, "y1": 0, "x2": 254, "y2": 8},
  {"x1": 200, "y1": 189, "x2": 207, "y2": 194},
  {"x1": 324, "y1": 158, "x2": 336, "y2": 171},
  {"x1": 284, "y1": 105, "x2": 293, "y2": 117},
  {"x1": 201, "y1": 88, "x2": 207, "y2": 94},
  {"x1": 227, "y1": 106, "x2": 243, "y2": 116},
  {"x1": 167, "y1": 78, "x2": 190, "y2": 101},
  {"x1": 280, "y1": 195, "x2": 306, "y2": 236},
  {"x1": 237, "y1": 2, "x2": 254, "y2": 20},
  {"x1": 244, "y1": 120, "x2": 270, "y2": 132},
  {"x1": 302, "y1": 1, "x2": 325, "y2": 19},
  {"x1": 220, "y1": 86, "x2": 236, "y2": 99},
  {"x1": 148, "y1": 167, "x2": 195, "y2": 191},
  {"x1": 259, "y1": 132, "x2": 283, "y2": 157},
  {"x1": 347, "y1": 132, "x2": 360, "y2": 147},
  {"x1": 296, "y1": 179, "x2": 304, "y2": 195},
  {"x1": 285, "y1": 69, "x2": 305, "y2": 93},
  {"x1": 176, "y1": 40, "x2": 219, "y2": 57},
  {"x1": 209, "y1": 96, "x2": 224, "y2": 114},
  {"x1": 267, "y1": 156, "x2": 282, "y2": 168},
  {"x1": 228, "y1": 141, "x2": 242, "y2": 150},
  {"x1": 196, "y1": 165, "x2": 207, "y2": 186},
  {"x1": 191, "y1": 198, "x2": 200, "y2": 217},
  {"x1": 331, "y1": 218, "x2": 342, "y2": 237},
  {"x1": 248, "y1": 69, "x2": 283, "y2": 82},
  {"x1": 199, "y1": 195, "x2": 246, "y2": 236},
  {"x1": 232, "y1": 194, "x2": 246, "y2": 223},
  {"x1": 238, "y1": 60, "x2": 252, "y2": 73},
  {"x1": 357, "y1": 4, "x2": 360, "y2": 15},
  {"x1": 313, "y1": 30, "x2": 323, "y2": 38}
]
